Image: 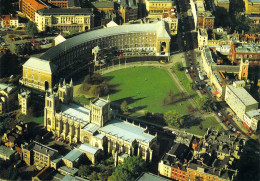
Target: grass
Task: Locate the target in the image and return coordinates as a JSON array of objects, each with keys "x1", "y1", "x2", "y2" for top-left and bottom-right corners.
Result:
[
  {"x1": 74, "y1": 95, "x2": 90, "y2": 105},
  {"x1": 103, "y1": 66, "x2": 191, "y2": 114},
  {"x1": 172, "y1": 62, "x2": 198, "y2": 98},
  {"x1": 184, "y1": 116, "x2": 223, "y2": 136},
  {"x1": 19, "y1": 114, "x2": 44, "y2": 125}
]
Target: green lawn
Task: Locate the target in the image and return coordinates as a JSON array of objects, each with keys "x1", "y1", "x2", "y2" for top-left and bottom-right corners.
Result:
[
  {"x1": 172, "y1": 63, "x2": 198, "y2": 98},
  {"x1": 19, "y1": 114, "x2": 44, "y2": 125},
  {"x1": 74, "y1": 95, "x2": 90, "y2": 105},
  {"x1": 184, "y1": 116, "x2": 223, "y2": 136},
  {"x1": 103, "y1": 66, "x2": 191, "y2": 114}
]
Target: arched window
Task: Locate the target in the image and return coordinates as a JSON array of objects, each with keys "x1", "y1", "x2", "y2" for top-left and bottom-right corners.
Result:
[{"x1": 47, "y1": 118, "x2": 51, "y2": 125}]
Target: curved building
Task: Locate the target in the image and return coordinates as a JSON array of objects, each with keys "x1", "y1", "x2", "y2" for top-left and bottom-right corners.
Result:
[{"x1": 20, "y1": 21, "x2": 171, "y2": 91}]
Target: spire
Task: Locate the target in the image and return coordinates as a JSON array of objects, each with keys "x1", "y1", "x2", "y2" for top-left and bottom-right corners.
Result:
[
  {"x1": 63, "y1": 79, "x2": 66, "y2": 86},
  {"x1": 107, "y1": 94, "x2": 110, "y2": 101},
  {"x1": 70, "y1": 78, "x2": 73, "y2": 86}
]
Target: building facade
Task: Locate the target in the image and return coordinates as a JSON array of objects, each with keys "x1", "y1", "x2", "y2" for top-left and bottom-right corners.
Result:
[
  {"x1": 161, "y1": 7, "x2": 178, "y2": 35},
  {"x1": 244, "y1": 0, "x2": 260, "y2": 14},
  {"x1": 19, "y1": 0, "x2": 47, "y2": 22},
  {"x1": 225, "y1": 82, "x2": 258, "y2": 121},
  {"x1": 146, "y1": 0, "x2": 174, "y2": 18},
  {"x1": 243, "y1": 109, "x2": 260, "y2": 132},
  {"x1": 197, "y1": 28, "x2": 208, "y2": 49},
  {"x1": 22, "y1": 141, "x2": 60, "y2": 170},
  {"x1": 214, "y1": 0, "x2": 230, "y2": 12},
  {"x1": 35, "y1": 8, "x2": 94, "y2": 32},
  {"x1": 0, "y1": 15, "x2": 19, "y2": 28},
  {"x1": 20, "y1": 21, "x2": 171, "y2": 92},
  {"x1": 0, "y1": 83, "x2": 18, "y2": 114}
]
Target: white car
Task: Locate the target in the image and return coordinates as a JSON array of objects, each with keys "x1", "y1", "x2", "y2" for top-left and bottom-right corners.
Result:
[{"x1": 218, "y1": 112, "x2": 222, "y2": 117}]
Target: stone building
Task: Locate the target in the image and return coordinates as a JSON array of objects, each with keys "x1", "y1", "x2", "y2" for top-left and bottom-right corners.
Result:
[
  {"x1": 146, "y1": 0, "x2": 174, "y2": 18},
  {"x1": 20, "y1": 21, "x2": 171, "y2": 92},
  {"x1": 244, "y1": 0, "x2": 260, "y2": 15},
  {"x1": 0, "y1": 83, "x2": 18, "y2": 114},
  {"x1": 22, "y1": 141, "x2": 60, "y2": 170},
  {"x1": 44, "y1": 80, "x2": 158, "y2": 163},
  {"x1": 18, "y1": 89, "x2": 31, "y2": 115},
  {"x1": 214, "y1": 0, "x2": 230, "y2": 12},
  {"x1": 35, "y1": 8, "x2": 94, "y2": 32},
  {"x1": 161, "y1": 7, "x2": 178, "y2": 35}
]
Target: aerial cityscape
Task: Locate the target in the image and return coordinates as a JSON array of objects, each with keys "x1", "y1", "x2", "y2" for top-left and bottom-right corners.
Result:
[{"x1": 0, "y1": 0, "x2": 259, "y2": 180}]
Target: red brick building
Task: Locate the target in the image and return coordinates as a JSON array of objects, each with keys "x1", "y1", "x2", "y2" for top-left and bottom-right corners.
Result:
[{"x1": 19, "y1": 0, "x2": 47, "y2": 22}]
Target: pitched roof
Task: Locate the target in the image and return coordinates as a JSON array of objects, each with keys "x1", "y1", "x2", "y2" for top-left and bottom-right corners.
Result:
[
  {"x1": 24, "y1": 0, "x2": 47, "y2": 10},
  {"x1": 63, "y1": 149, "x2": 83, "y2": 162},
  {"x1": 23, "y1": 57, "x2": 57, "y2": 73},
  {"x1": 99, "y1": 119, "x2": 155, "y2": 143},
  {"x1": 40, "y1": 21, "x2": 170, "y2": 61},
  {"x1": 77, "y1": 143, "x2": 100, "y2": 155}
]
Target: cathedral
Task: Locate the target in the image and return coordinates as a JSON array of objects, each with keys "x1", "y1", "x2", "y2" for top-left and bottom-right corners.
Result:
[{"x1": 43, "y1": 79, "x2": 159, "y2": 162}]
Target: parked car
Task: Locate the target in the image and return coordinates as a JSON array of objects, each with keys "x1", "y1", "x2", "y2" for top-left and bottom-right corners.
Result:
[
  {"x1": 225, "y1": 121, "x2": 230, "y2": 125},
  {"x1": 228, "y1": 125, "x2": 232, "y2": 129},
  {"x1": 235, "y1": 131, "x2": 241, "y2": 135},
  {"x1": 195, "y1": 80, "x2": 199, "y2": 85},
  {"x1": 218, "y1": 112, "x2": 222, "y2": 117},
  {"x1": 197, "y1": 86, "x2": 202, "y2": 90},
  {"x1": 232, "y1": 127, "x2": 236, "y2": 132},
  {"x1": 246, "y1": 132, "x2": 251, "y2": 136},
  {"x1": 55, "y1": 136, "x2": 59, "y2": 140},
  {"x1": 221, "y1": 117, "x2": 226, "y2": 122}
]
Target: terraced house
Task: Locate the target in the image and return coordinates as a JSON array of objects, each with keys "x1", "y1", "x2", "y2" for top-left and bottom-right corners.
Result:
[{"x1": 20, "y1": 21, "x2": 171, "y2": 92}]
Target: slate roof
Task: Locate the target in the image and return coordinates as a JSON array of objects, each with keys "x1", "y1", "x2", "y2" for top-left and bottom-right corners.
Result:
[
  {"x1": 23, "y1": 57, "x2": 57, "y2": 73},
  {"x1": 82, "y1": 123, "x2": 99, "y2": 133},
  {"x1": 0, "y1": 83, "x2": 16, "y2": 94},
  {"x1": 37, "y1": 8, "x2": 92, "y2": 15},
  {"x1": 60, "y1": 103, "x2": 90, "y2": 125},
  {"x1": 77, "y1": 143, "x2": 99, "y2": 155},
  {"x1": 63, "y1": 149, "x2": 83, "y2": 162},
  {"x1": 40, "y1": 21, "x2": 170, "y2": 61},
  {"x1": 99, "y1": 119, "x2": 155, "y2": 143},
  {"x1": 136, "y1": 172, "x2": 170, "y2": 181}
]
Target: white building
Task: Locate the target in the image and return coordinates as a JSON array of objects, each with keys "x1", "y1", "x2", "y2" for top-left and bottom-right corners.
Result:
[
  {"x1": 225, "y1": 82, "x2": 259, "y2": 121},
  {"x1": 244, "y1": 109, "x2": 260, "y2": 132}
]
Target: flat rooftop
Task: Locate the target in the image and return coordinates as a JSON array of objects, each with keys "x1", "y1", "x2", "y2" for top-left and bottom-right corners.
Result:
[
  {"x1": 60, "y1": 103, "x2": 90, "y2": 125},
  {"x1": 246, "y1": 109, "x2": 260, "y2": 118},
  {"x1": 99, "y1": 119, "x2": 155, "y2": 143},
  {"x1": 227, "y1": 85, "x2": 258, "y2": 106}
]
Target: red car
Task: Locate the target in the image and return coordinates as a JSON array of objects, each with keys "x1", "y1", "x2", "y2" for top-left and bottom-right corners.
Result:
[
  {"x1": 235, "y1": 131, "x2": 241, "y2": 135},
  {"x1": 60, "y1": 138, "x2": 64, "y2": 142},
  {"x1": 225, "y1": 121, "x2": 230, "y2": 125},
  {"x1": 246, "y1": 132, "x2": 251, "y2": 136},
  {"x1": 55, "y1": 136, "x2": 59, "y2": 140}
]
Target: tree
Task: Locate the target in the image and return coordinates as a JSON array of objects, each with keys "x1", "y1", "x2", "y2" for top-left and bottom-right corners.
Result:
[
  {"x1": 195, "y1": 96, "x2": 213, "y2": 112},
  {"x1": 78, "y1": 165, "x2": 92, "y2": 178},
  {"x1": 177, "y1": 63, "x2": 183, "y2": 71},
  {"x1": 15, "y1": 45, "x2": 22, "y2": 55},
  {"x1": 109, "y1": 156, "x2": 146, "y2": 181},
  {"x1": 120, "y1": 100, "x2": 128, "y2": 113},
  {"x1": 25, "y1": 21, "x2": 38, "y2": 37},
  {"x1": 163, "y1": 110, "x2": 184, "y2": 127},
  {"x1": 89, "y1": 171, "x2": 99, "y2": 181},
  {"x1": 69, "y1": 29, "x2": 78, "y2": 35}
]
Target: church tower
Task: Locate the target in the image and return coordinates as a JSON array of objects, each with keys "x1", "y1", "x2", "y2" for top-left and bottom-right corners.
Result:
[
  {"x1": 90, "y1": 96, "x2": 110, "y2": 127},
  {"x1": 58, "y1": 79, "x2": 73, "y2": 104},
  {"x1": 44, "y1": 91, "x2": 58, "y2": 131}
]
